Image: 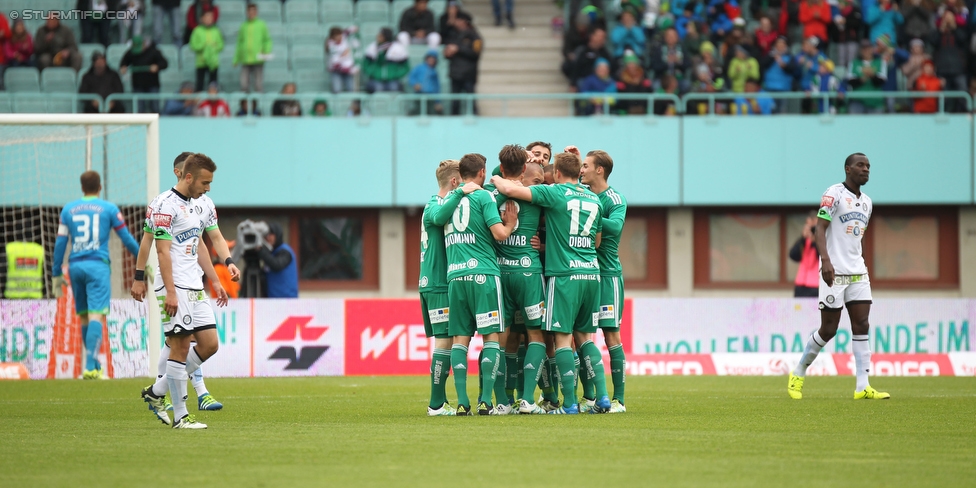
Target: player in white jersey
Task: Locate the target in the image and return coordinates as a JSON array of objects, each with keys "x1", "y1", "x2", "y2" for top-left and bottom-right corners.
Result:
[
  {"x1": 131, "y1": 152, "x2": 239, "y2": 412},
  {"x1": 788, "y1": 153, "x2": 889, "y2": 400},
  {"x1": 140, "y1": 154, "x2": 229, "y2": 429}
]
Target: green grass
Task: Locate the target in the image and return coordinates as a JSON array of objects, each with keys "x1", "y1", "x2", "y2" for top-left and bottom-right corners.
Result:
[{"x1": 1, "y1": 376, "x2": 974, "y2": 487}]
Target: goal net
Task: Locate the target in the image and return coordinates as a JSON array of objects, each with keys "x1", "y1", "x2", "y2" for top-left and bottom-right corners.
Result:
[{"x1": 0, "y1": 114, "x2": 161, "y2": 379}]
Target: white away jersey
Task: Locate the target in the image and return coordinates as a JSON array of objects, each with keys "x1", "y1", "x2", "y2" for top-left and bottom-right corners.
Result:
[
  {"x1": 818, "y1": 183, "x2": 872, "y2": 276},
  {"x1": 145, "y1": 189, "x2": 219, "y2": 289}
]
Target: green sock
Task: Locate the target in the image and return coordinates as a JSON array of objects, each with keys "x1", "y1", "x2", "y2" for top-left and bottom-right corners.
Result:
[
  {"x1": 429, "y1": 348, "x2": 451, "y2": 409},
  {"x1": 576, "y1": 352, "x2": 595, "y2": 400},
  {"x1": 608, "y1": 344, "x2": 626, "y2": 404},
  {"x1": 520, "y1": 342, "x2": 546, "y2": 402},
  {"x1": 505, "y1": 352, "x2": 518, "y2": 403},
  {"x1": 580, "y1": 340, "x2": 609, "y2": 399},
  {"x1": 477, "y1": 349, "x2": 484, "y2": 401},
  {"x1": 493, "y1": 348, "x2": 508, "y2": 405},
  {"x1": 555, "y1": 347, "x2": 578, "y2": 407},
  {"x1": 545, "y1": 357, "x2": 560, "y2": 403},
  {"x1": 480, "y1": 342, "x2": 501, "y2": 405},
  {"x1": 451, "y1": 344, "x2": 470, "y2": 408},
  {"x1": 515, "y1": 343, "x2": 526, "y2": 401}
]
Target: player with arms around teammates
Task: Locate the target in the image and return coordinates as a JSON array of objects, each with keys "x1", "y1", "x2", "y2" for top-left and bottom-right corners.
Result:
[
  {"x1": 131, "y1": 152, "x2": 239, "y2": 412},
  {"x1": 441, "y1": 154, "x2": 517, "y2": 416},
  {"x1": 491, "y1": 151, "x2": 611, "y2": 414},
  {"x1": 140, "y1": 154, "x2": 230, "y2": 429},
  {"x1": 579, "y1": 148, "x2": 628, "y2": 413},
  {"x1": 788, "y1": 153, "x2": 889, "y2": 400},
  {"x1": 419, "y1": 159, "x2": 483, "y2": 416},
  {"x1": 51, "y1": 171, "x2": 141, "y2": 379}
]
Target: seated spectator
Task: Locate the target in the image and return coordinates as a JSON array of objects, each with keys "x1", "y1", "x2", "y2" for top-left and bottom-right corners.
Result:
[
  {"x1": 562, "y1": 12, "x2": 592, "y2": 69},
  {"x1": 35, "y1": 18, "x2": 82, "y2": 71},
  {"x1": 400, "y1": 0, "x2": 441, "y2": 48},
  {"x1": 362, "y1": 28, "x2": 410, "y2": 93},
  {"x1": 654, "y1": 74, "x2": 681, "y2": 115},
  {"x1": 327, "y1": 26, "x2": 359, "y2": 94},
  {"x1": 4, "y1": 19, "x2": 34, "y2": 68},
  {"x1": 610, "y1": 10, "x2": 646, "y2": 59},
  {"x1": 810, "y1": 60, "x2": 845, "y2": 113},
  {"x1": 700, "y1": 41, "x2": 723, "y2": 80},
  {"x1": 79, "y1": 51, "x2": 124, "y2": 113},
  {"x1": 77, "y1": 0, "x2": 112, "y2": 46},
  {"x1": 185, "y1": 0, "x2": 219, "y2": 45},
  {"x1": 162, "y1": 81, "x2": 197, "y2": 116},
  {"x1": 577, "y1": 57, "x2": 617, "y2": 115},
  {"x1": 347, "y1": 99, "x2": 371, "y2": 117},
  {"x1": 866, "y1": 0, "x2": 903, "y2": 43},
  {"x1": 190, "y1": 10, "x2": 223, "y2": 92},
  {"x1": 235, "y1": 98, "x2": 261, "y2": 116},
  {"x1": 730, "y1": 78, "x2": 774, "y2": 115},
  {"x1": 761, "y1": 36, "x2": 797, "y2": 110},
  {"x1": 796, "y1": 37, "x2": 827, "y2": 93},
  {"x1": 846, "y1": 39, "x2": 886, "y2": 113},
  {"x1": 676, "y1": 4, "x2": 703, "y2": 40},
  {"x1": 682, "y1": 21, "x2": 705, "y2": 59},
  {"x1": 831, "y1": 0, "x2": 863, "y2": 70},
  {"x1": 687, "y1": 62, "x2": 726, "y2": 114},
  {"x1": 195, "y1": 81, "x2": 230, "y2": 117},
  {"x1": 799, "y1": 0, "x2": 831, "y2": 45},
  {"x1": 312, "y1": 99, "x2": 331, "y2": 116},
  {"x1": 930, "y1": 11, "x2": 967, "y2": 111},
  {"x1": 650, "y1": 28, "x2": 689, "y2": 83},
  {"x1": 913, "y1": 60, "x2": 942, "y2": 113},
  {"x1": 120, "y1": 36, "x2": 168, "y2": 114},
  {"x1": 902, "y1": 0, "x2": 934, "y2": 44},
  {"x1": 616, "y1": 52, "x2": 652, "y2": 114},
  {"x1": 117, "y1": 0, "x2": 144, "y2": 44},
  {"x1": 706, "y1": 0, "x2": 737, "y2": 42},
  {"x1": 901, "y1": 38, "x2": 930, "y2": 89},
  {"x1": 272, "y1": 82, "x2": 302, "y2": 116},
  {"x1": 408, "y1": 49, "x2": 444, "y2": 115},
  {"x1": 567, "y1": 28, "x2": 616, "y2": 89},
  {"x1": 754, "y1": 16, "x2": 778, "y2": 58},
  {"x1": 727, "y1": 45, "x2": 759, "y2": 92}
]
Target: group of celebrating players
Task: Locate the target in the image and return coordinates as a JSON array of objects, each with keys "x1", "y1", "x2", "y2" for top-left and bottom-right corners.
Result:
[
  {"x1": 419, "y1": 142, "x2": 629, "y2": 415},
  {"x1": 50, "y1": 142, "x2": 887, "y2": 428}
]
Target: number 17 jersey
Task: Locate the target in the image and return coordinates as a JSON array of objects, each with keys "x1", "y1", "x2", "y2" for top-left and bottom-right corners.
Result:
[{"x1": 529, "y1": 183, "x2": 603, "y2": 277}]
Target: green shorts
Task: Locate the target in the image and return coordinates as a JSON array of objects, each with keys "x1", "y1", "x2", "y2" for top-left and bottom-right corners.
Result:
[
  {"x1": 598, "y1": 275, "x2": 625, "y2": 331},
  {"x1": 544, "y1": 275, "x2": 601, "y2": 334},
  {"x1": 448, "y1": 274, "x2": 504, "y2": 337},
  {"x1": 500, "y1": 272, "x2": 546, "y2": 333},
  {"x1": 420, "y1": 291, "x2": 450, "y2": 338}
]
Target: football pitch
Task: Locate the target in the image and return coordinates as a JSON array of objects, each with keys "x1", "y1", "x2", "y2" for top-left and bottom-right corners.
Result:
[{"x1": 1, "y1": 376, "x2": 974, "y2": 487}]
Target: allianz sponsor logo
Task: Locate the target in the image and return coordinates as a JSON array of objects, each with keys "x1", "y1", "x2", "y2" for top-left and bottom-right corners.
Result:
[
  {"x1": 839, "y1": 212, "x2": 868, "y2": 224},
  {"x1": 570, "y1": 274, "x2": 601, "y2": 281},
  {"x1": 174, "y1": 227, "x2": 201, "y2": 243},
  {"x1": 569, "y1": 259, "x2": 598, "y2": 269},
  {"x1": 448, "y1": 258, "x2": 479, "y2": 273}
]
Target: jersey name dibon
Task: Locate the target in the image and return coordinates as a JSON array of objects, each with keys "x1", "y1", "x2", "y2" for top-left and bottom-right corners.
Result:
[
  {"x1": 529, "y1": 183, "x2": 603, "y2": 277},
  {"x1": 818, "y1": 183, "x2": 872, "y2": 276},
  {"x1": 444, "y1": 190, "x2": 502, "y2": 281},
  {"x1": 146, "y1": 189, "x2": 218, "y2": 289}
]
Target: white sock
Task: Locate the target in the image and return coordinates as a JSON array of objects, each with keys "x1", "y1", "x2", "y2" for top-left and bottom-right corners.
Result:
[
  {"x1": 793, "y1": 331, "x2": 827, "y2": 377},
  {"x1": 166, "y1": 360, "x2": 189, "y2": 420},
  {"x1": 157, "y1": 343, "x2": 171, "y2": 380},
  {"x1": 853, "y1": 334, "x2": 871, "y2": 392},
  {"x1": 185, "y1": 346, "x2": 204, "y2": 376},
  {"x1": 190, "y1": 367, "x2": 208, "y2": 396}
]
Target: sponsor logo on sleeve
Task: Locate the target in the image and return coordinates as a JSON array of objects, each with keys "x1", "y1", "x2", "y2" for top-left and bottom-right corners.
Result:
[
  {"x1": 820, "y1": 195, "x2": 835, "y2": 208},
  {"x1": 153, "y1": 213, "x2": 173, "y2": 228}
]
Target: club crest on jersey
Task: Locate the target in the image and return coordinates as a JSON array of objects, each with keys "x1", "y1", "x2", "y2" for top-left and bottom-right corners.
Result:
[
  {"x1": 474, "y1": 274, "x2": 487, "y2": 285},
  {"x1": 466, "y1": 258, "x2": 478, "y2": 269},
  {"x1": 419, "y1": 276, "x2": 429, "y2": 287},
  {"x1": 428, "y1": 307, "x2": 449, "y2": 324}
]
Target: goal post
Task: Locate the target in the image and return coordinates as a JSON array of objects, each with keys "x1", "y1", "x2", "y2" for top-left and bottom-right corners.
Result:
[{"x1": 0, "y1": 114, "x2": 162, "y2": 378}]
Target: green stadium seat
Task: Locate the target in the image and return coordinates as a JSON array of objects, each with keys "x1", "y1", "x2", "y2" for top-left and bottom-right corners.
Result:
[
  {"x1": 263, "y1": 68, "x2": 295, "y2": 94},
  {"x1": 253, "y1": 0, "x2": 283, "y2": 23},
  {"x1": 428, "y1": 0, "x2": 447, "y2": 17},
  {"x1": 159, "y1": 69, "x2": 188, "y2": 95},
  {"x1": 285, "y1": 0, "x2": 319, "y2": 23},
  {"x1": 356, "y1": 0, "x2": 391, "y2": 23},
  {"x1": 320, "y1": 0, "x2": 355, "y2": 26},
  {"x1": 79, "y1": 43, "x2": 103, "y2": 72},
  {"x1": 266, "y1": 43, "x2": 289, "y2": 71},
  {"x1": 289, "y1": 23, "x2": 327, "y2": 47},
  {"x1": 266, "y1": 22, "x2": 288, "y2": 39},
  {"x1": 220, "y1": 1, "x2": 248, "y2": 25},
  {"x1": 290, "y1": 44, "x2": 325, "y2": 71},
  {"x1": 295, "y1": 69, "x2": 331, "y2": 93},
  {"x1": 357, "y1": 21, "x2": 387, "y2": 47},
  {"x1": 0, "y1": 95, "x2": 12, "y2": 113},
  {"x1": 12, "y1": 96, "x2": 49, "y2": 113},
  {"x1": 391, "y1": 0, "x2": 415, "y2": 25},
  {"x1": 106, "y1": 44, "x2": 127, "y2": 70},
  {"x1": 4, "y1": 67, "x2": 40, "y2": 92},
  {"x1": 365, "y1": 92, "x2": 397, "y2": 116},
  {"x1": 40, "y1": 67, "x2": 77, "y2": 93},
  {"x1": 157, "y1": 44, "x2": 180, "y2": 71},
  {"x1": 221, "y1": 23, "x2": 241, "y2": 44}
]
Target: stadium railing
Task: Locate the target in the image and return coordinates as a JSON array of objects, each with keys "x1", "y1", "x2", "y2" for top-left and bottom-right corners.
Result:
[
  {"x1": 0, "y1": 93, "x2": 105, "y2": 114},
  {"x1": 682, "y1": 91, "x2": 974, "y2": 115}
]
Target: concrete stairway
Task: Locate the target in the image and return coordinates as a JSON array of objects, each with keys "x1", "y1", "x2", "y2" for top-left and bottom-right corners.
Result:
[{"x1": 462, "y1": 0, "x2": 569, "y2": 116}]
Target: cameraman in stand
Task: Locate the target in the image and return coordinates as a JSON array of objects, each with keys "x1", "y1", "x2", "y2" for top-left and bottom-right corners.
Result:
[{"x1": 257, "y1": 222, "x2": 298, "y2": 298}]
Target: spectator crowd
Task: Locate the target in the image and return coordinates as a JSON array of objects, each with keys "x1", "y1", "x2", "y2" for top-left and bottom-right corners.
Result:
[{"x1": 561, "y1": 0, "x2": 976, "y2": 114}]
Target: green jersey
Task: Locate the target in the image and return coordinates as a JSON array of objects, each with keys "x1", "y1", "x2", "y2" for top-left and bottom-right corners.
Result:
[
  {"x1": 529, "y1": 183, "x2": 603, "y2": 277},
  {"x1": 444, "y1": 189, "x2": 503, "y2": 281},
  {"x1": 596, "y1": 187, "x2": 627, "y2": 277},
  {"x1": 419, "y1": 194, "x2": 452, "y2": 293},
  {"x1": 484, "y1": 182, "x2": 544, "y2": 274}
]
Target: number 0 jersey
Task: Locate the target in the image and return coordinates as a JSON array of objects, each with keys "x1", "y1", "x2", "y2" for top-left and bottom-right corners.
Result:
[
  {"x1": 529, "y1": 183, "x2": 603, "y2": 277},
  {"x1": 818, "y1": 183, "x2": 872, "y2": 276},
  {"x1": 145, "y1": 188, "x2": 218, "y2": 289},
  {"x1": 444, "y1": 189, "x2": 503, "y2": 281},
  {"x1": 484, "y1": 182, "x2": 543, "y2": 274}
]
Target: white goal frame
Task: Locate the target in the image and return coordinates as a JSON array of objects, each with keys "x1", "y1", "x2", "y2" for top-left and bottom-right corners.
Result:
[{"x1": 0, "y1": 114, "x2": 162, "y2": 378}]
